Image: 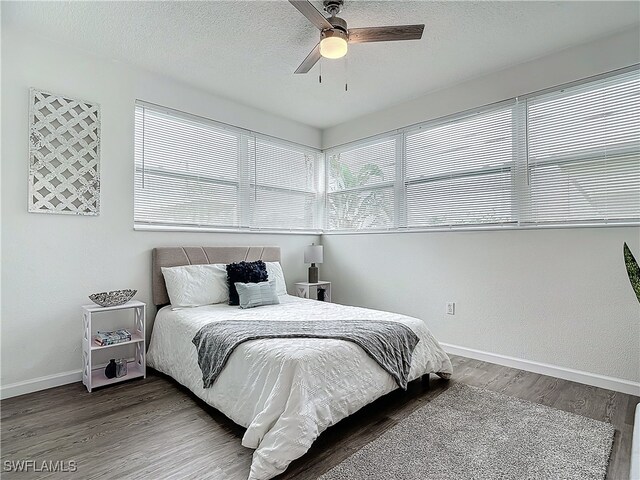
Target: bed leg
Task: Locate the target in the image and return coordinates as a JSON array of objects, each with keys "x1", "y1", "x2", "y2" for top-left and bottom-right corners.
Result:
[{"x1": 422, "y1": 373, "x2": 430, "y2": 388}]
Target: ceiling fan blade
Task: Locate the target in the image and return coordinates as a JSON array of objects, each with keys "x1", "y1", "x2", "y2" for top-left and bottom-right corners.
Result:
[
  {"x1": 295, "y1": 43, "x2": 321, "y2": 74},
  {"x1": 348, "y1": 24, "x2": 425, "y2": 44},
  {"x1": 289, "y1": 0, "x2": 333, "y2": 31}
]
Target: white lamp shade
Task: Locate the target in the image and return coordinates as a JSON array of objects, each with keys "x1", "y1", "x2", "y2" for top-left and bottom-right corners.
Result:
[
  {"x1": 320, "y1": 35, "x2": 348, "y2": 59},
  {"x1": 304, "y1": 244, "x2": 323, "y2": 264}
]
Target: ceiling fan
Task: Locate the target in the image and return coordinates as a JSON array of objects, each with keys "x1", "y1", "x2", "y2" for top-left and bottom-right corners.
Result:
[{"x1": 289, "y1": 0, "x2": 425, "y2": 74}]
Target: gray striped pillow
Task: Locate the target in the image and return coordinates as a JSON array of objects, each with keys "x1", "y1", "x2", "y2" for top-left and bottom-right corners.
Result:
[{"x1": 234, "y1": 280, "x2": 280, "y2": 309}]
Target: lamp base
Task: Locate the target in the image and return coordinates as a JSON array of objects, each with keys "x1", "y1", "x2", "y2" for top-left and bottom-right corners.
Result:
[{"x1": 308, "y1": 264, "x2": 319, "y2": 283}]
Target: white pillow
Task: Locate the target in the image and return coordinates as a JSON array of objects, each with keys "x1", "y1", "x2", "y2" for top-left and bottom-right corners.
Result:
[
  {"x1": 266, "y1": 262, "x2": 288, "y2": 296},
  {"x1": 161, "y1": 264, "x2": 228, "y2": 308}
]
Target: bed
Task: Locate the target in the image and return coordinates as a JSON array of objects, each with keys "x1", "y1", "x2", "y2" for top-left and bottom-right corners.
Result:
[{"x1": 146, "y1": 246, "x2": 453, "y2": 480}]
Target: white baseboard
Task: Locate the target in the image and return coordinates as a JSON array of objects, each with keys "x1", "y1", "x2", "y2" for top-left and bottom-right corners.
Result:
[
  {"x1": 1, "y1": 369, "x2": 82, "y2": 400},
  {"x1": 441, "y1": 342, "x2": 640, "y2": 396}
]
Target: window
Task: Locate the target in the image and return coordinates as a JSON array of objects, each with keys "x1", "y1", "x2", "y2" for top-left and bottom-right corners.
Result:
[
  {"x1": 524, "y1": 70, "x2": 640, "y2": 224},
  {"x1": 324, "y1": 67, "x2": 640, "y2": 232},
  {"x1": 134, "y1": 105, "x2": 240, "y2": 229},
  {"x1": 405, "y1": 105, "x2": 515, "y2": 228},
  {"x1": 249, "y1": 138, "x2": 320, "y2": 230},
  {"x1": 135, "y1": 68, "x2": 639, "y2": 234},
  {"x1": 326, "y1": 137, "x2": 398, "y2": 230},
  {"x1": 134, "y1": 103, "x2": 321, "y2": 231}
]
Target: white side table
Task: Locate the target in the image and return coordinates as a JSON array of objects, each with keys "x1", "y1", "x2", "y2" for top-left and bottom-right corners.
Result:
[
  {"x1": 294, "y1": 281, "x2": 331, "y2": 302},
  {"x1": 82, "y1": 300, "x2": 146, "y2": 392}
]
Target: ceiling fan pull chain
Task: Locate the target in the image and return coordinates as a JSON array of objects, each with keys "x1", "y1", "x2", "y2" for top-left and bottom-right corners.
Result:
[
  {"x1": 319, "y1": 58, "x2": 322, "y2": 84},
  {"x1": 345, "y1": 56, "x2": 348, "y2": 92}
]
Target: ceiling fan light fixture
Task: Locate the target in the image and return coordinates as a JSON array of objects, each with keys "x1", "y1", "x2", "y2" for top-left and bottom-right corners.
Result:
[
  {"x1": 320, "y1": 30, "x2": 348, "y2": 59},
  {"x1": 290, "y1": 0, "x2": 425, "y2": 74}
]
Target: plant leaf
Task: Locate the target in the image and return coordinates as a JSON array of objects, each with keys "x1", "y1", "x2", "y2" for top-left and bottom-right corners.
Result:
[{"x1": 623, "y1": 242, "x2": 640, "y2": 304}]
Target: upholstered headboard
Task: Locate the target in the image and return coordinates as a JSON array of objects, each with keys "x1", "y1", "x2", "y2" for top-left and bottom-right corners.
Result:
[{"x1": 152, "y1": 246, "x2": 281, "y2": 307}]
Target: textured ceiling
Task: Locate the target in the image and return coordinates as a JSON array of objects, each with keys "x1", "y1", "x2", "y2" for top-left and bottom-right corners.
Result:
[{"x1": 3, "y1": 1, "x2": 639, "y2": 129}]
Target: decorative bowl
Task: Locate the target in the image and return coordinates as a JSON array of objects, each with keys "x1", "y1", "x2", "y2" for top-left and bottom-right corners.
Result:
[{"x1": 89, "y1": 289, "x2": 137, "y2": 307}]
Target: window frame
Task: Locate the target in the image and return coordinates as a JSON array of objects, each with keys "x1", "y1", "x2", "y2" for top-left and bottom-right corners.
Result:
[
  {"x1": 323, "y1": 65, "x2": 640, "y2": 235},
  {"x1": 519, "y1": 69, "x2": 640, "y2": 227},
  {"x1": 133, "y1": 101, "x2": 323, "y2": 234},
  {"x1": 133, "y1": 66, "x2": 639, "y2": 235},
  {"x1": 248, "y1": 135, "x2": 322, "y2": 232},
  {"x1": 402, "y1": 101, "x2": 518, "y2": 230},
  {"x1": 324, "y1": 134, "x2": 402, "y2": 231}
]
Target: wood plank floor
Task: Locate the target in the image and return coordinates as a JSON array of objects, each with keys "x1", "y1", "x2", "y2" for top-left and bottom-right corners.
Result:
[{"x1": 2, "y1": 355, "x2": 638, "y2": 480}]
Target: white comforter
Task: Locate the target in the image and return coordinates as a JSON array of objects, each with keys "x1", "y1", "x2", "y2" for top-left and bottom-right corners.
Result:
[{"x1": 147, "y1": 295, "x2": 452, "y2": 480}]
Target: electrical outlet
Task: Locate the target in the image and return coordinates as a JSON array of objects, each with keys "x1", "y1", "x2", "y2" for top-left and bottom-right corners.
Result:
[{"x1": 446, "y1": 302, "x2": 455, "y2": 315}]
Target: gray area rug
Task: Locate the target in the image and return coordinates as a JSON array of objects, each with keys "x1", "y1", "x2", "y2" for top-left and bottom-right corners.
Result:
[{"x1": 319, "y1": 383, "x2": 614, "y2": 480}]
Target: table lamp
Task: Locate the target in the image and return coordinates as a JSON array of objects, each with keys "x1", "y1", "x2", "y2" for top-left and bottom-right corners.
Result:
[{"x1": 304, "y1": 243, "x2": 323, "y2": 283}]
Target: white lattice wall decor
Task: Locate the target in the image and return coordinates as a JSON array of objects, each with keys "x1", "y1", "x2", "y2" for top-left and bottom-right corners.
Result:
[{"x1": 29, "y1": 89, "x2": 100, "y2": 215}]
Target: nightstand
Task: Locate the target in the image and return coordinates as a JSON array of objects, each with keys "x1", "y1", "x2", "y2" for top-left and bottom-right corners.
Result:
[
  {"x1": 294, "y1": 282, "x2": 331, "y2": 302},
  {"x1": 82, "y1": 300, "x2": 146, "y2": 392}
]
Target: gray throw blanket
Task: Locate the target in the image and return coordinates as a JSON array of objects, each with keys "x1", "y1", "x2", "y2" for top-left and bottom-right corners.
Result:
[{"x1": 192, "y1": 319, "x2": 420, "y2": 390}]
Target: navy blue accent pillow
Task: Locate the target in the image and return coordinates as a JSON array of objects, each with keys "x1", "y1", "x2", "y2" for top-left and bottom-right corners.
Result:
[{"x1": 226, "y1": 260, "x2": 268, "y2": 306}]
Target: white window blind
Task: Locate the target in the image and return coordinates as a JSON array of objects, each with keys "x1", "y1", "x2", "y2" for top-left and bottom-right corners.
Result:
[
  {"x1": 134, "y1": 105, "x2": 240, "y2": 229},
  {"x1": 134, "y1": 103, "x2": 321, "y2": 232},
  {"x1": 326, "y1": 137, "x2": 398, "y2": 230},
  {"x1": 249, "y1": 138, "x2": 320, "y2": 231},
  {"x1": 135, "y1": 68, "x2": 638, "y2": 234},
  {"x1": 405, "y1": 105, "x2": 515, "y2": 228},
  {"x1": 524, "y1": 69, "x2": 640, "y2": 224},
  {"x1": 323, "y1": 68, "x2": 639, "y2": 233}
]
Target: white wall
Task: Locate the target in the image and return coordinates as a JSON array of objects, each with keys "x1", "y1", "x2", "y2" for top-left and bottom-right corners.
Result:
[
  {"x1": 322, "y1": 228, "x2": 640, "y2": 385},
  {"x1": 2, "y1": 22, "x2": 639, "y2": 397},
  {"x1": 321, "y1": 27, "x2": 640, "y2": 389},
  {"x1": 0, "y1": 27, "x2": 321, "y2": 394}
]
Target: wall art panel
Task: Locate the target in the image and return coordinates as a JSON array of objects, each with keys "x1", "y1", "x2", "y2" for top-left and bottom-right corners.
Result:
[{"x1": 28, "y1": 88, "x2": 100, "y2": 215}]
